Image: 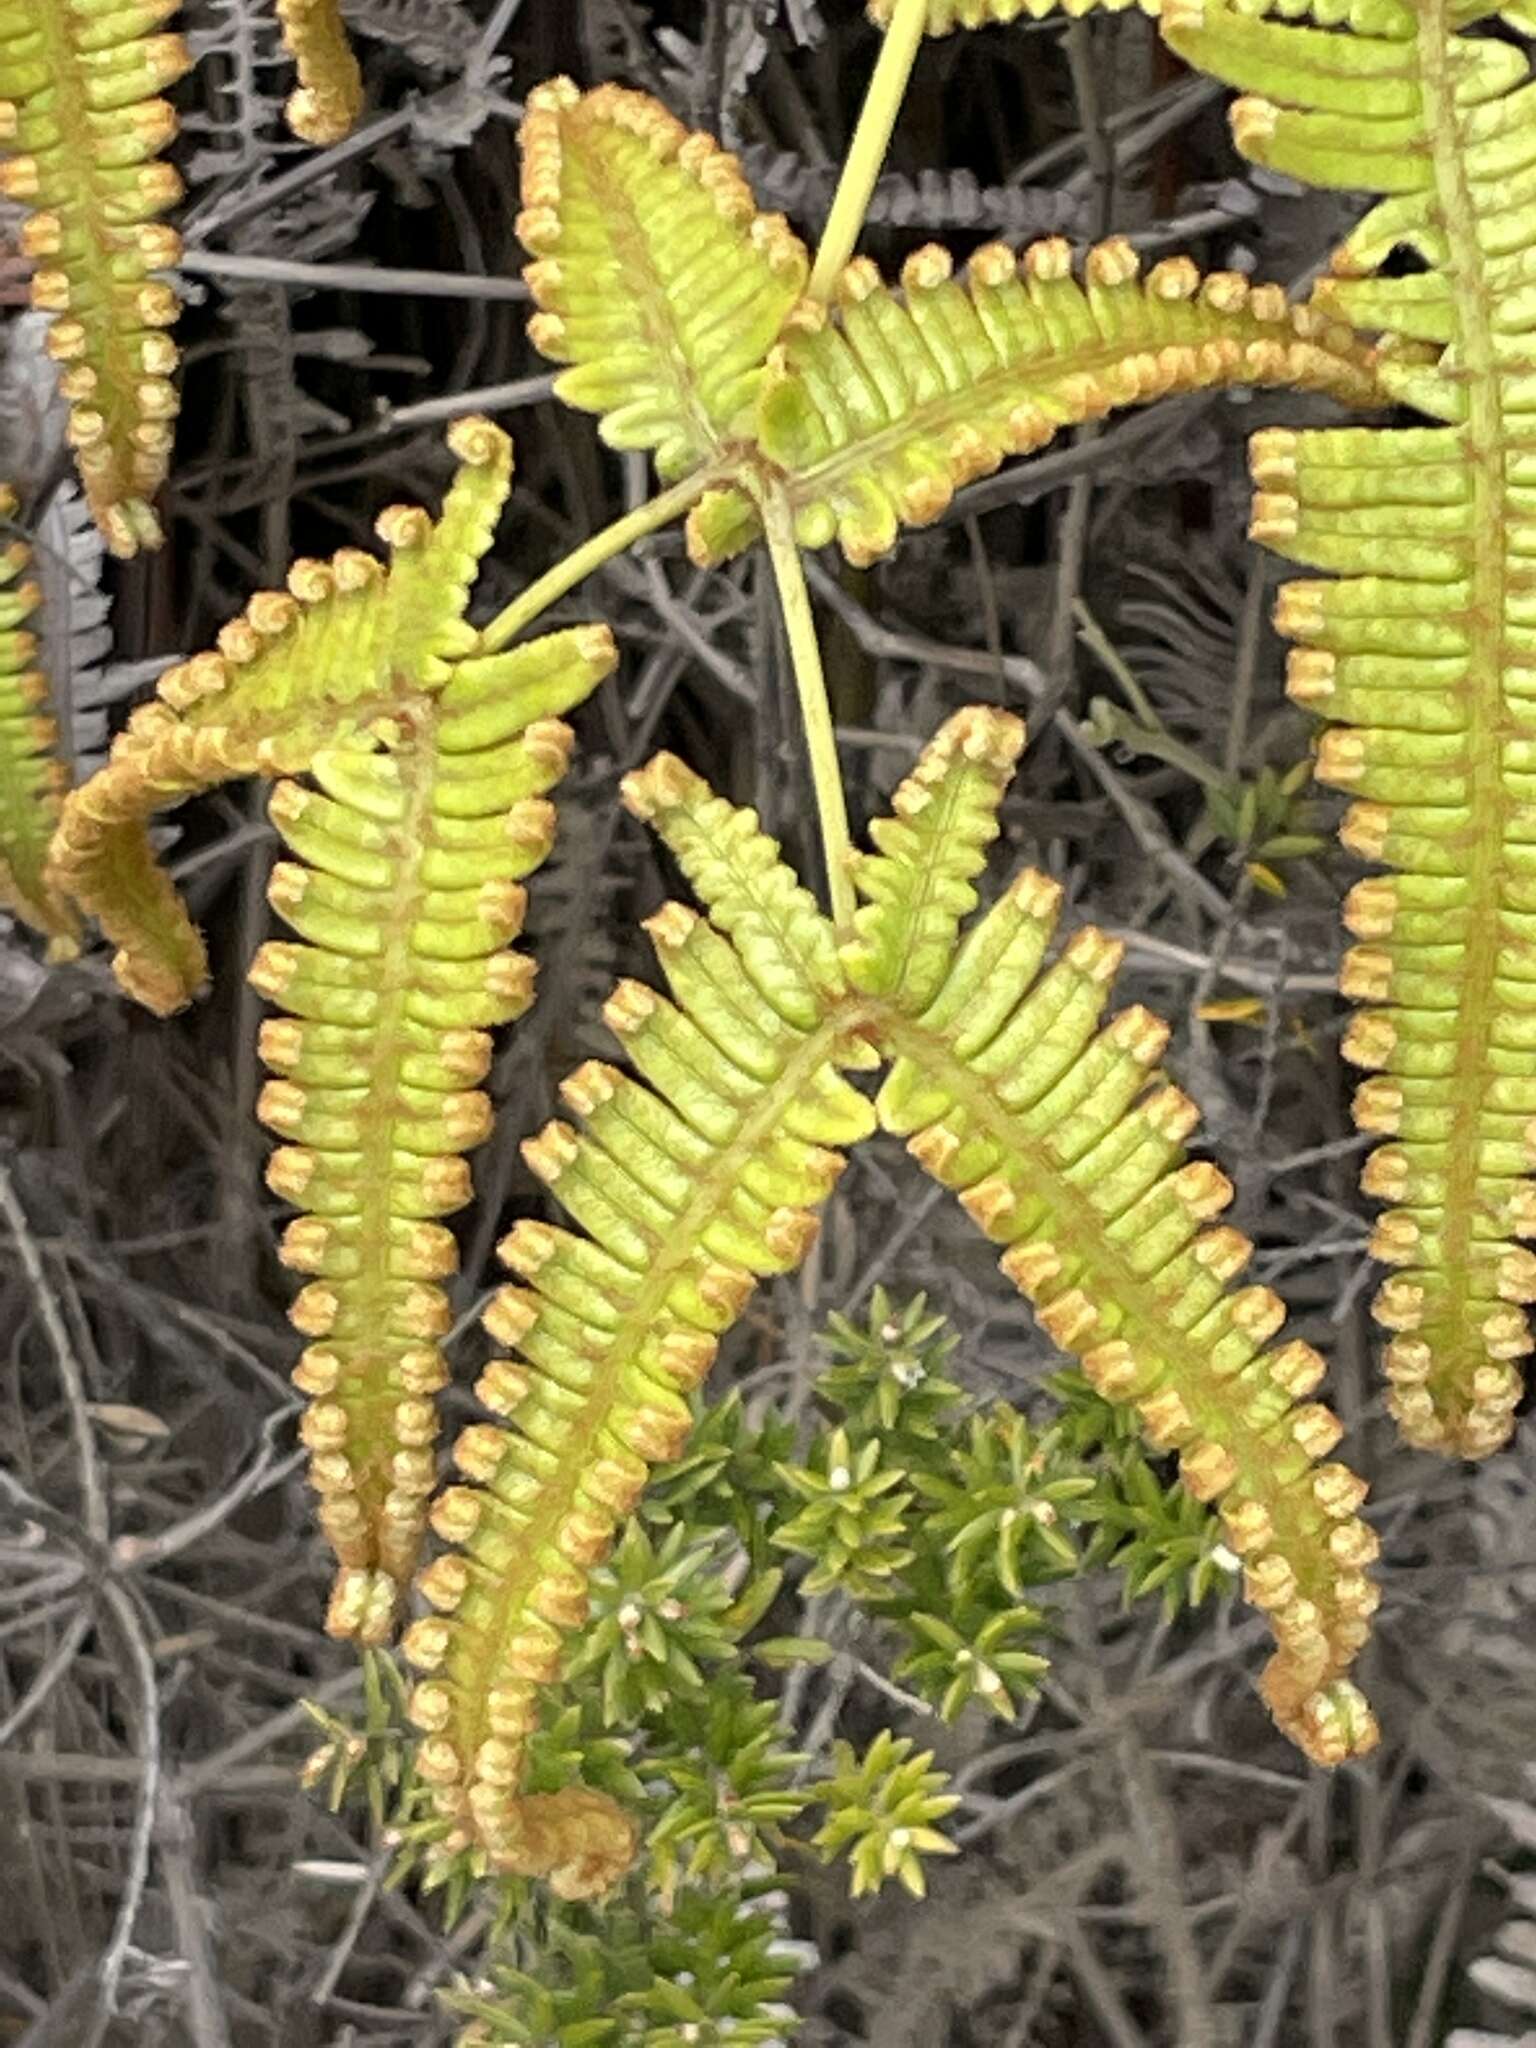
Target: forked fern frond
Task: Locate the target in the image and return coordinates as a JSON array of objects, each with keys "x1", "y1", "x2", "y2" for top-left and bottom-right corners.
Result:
[
  {"x1": 407, "y1": 713, "x2": 1378, "y2": 1888},
  {"x1": 517, "y1": 80, "x2": 810, "y2": 482},
  {"x1": 1162, "y1": 0, "x2": 1536, "y2": 1457},
  {"x1": 688, "y1": 238, "x2": 1384, "y2": 567},
  {"x1": 54, "y1": 422, "x2": 622, "y2": 1636},
  {"x1": 401, "y1": 766, "x2": 877, "y2": 1892},
  {"x1": 276, "y1": 0, "x2": 364, "y2": 143},
  {"x1": 861, "y1": 710, "x2": 1381, "y2": 1766},
  {"x1": 0, "y1": 488, "x2": 79, "y2": 953},
  {"x1": 0, "y1": 0, "x2": 190, "y2": 557},
  {"x1": 868, "y1": 0, "x2": 1158, "y2": 27}
]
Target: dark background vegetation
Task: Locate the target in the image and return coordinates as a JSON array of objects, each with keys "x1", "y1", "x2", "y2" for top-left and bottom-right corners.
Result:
[{"x1": 2, "y1": 0, "x2": 1534, "y2": 2041}]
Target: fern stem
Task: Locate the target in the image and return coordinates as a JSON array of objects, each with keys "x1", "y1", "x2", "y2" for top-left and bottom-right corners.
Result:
[
  {"x1": 757, "y1": 484, "x2": 857, "y2": 937},
  {"x1": 807, "y1": 0, "x2": 930, "y2": 301},
  {"x1": 477, "y1": 472, "x2": 710, "y2": 657}
]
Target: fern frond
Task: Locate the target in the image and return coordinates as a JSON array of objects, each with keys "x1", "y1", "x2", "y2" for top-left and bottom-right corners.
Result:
[
  {"x1": 0, "y1": 0, "x2": 190, "y2": 557},
  {"x1": 863, "y1": 708, "x2": 1380, "y2": 1766},
  {"x1": 0, "y1": 489, "x2": 79, "y2": 953},
  {"x1": 60, "y1": 421, "x2": 618, "y2": 1632},
  {"x1": 50, "y1": 420, "x2": 514, "y2": 1015},
  {"x1": 264, "y1": 620, "x2": 617, "y2": 1643},
  {"x1": 869, "y1": 0, "x2": 1158, "y2": 27},
  {"x1": 1161, "y1": 0, "x2": 1536, "y2": 1458},
  {"x1": 276, "y1": 0, "x2": 364, "y2": 143},
  {"x1": 688, "y1": 238, "x2": 1383, "y2": 567},
  {"x1": 516, "y1": 79, "x2": 810, "y2": 479},
  {"x1": 402, "y1": 774, "x2": 875, "y2": 1891}
]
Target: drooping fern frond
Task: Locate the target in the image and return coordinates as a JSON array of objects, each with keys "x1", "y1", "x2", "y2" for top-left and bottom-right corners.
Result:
[
  {"x1": 1161, "y1": 0, "x2": 1536, "y2": 1458},
  {"x1": 402, "y1": 765, "x2": 877, "y2": 1892},
  {"x1": 516, "y1": 78, "x2": 810, "y2": 479},
  {"x1": 689, "y1": 238, "x2": 1384, "y2": 567},
  {"x1": 0, "y1": 489, "x2": 79, "y2": 953},
  {"x1": 276, "y1": 0, "x2": 365, "y2": 143},
  {"x1": 53, "y1": 422, "x2": 622, "y2": 1635},
  {"x1": 868, "y1": 0, "x2": 1158, "y2": 26},
  {"x1": 857, "y1": 709, "x2": 1380, "y2": 1765},
  {"x1": 51, "y1": 420, "x2": 513, "y2": 1015},
  {"x1": 0, "y1": 0, "x2": 190, "y2": 557}
]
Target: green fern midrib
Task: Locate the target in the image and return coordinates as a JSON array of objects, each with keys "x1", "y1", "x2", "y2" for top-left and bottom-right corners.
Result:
[
  {"x1": 1419, "y1": 0, "x2": 1508, "y2": 1380},
  {"x1": 347, "y1": 711, "x2": 442, "y2": 1568},
  {"x1": 455, "y1": 1005, "x2": 859, "y2": 1769}
]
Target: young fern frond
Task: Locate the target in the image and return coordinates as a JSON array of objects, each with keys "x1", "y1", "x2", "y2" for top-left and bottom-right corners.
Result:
[
  {"x1": 859, "y1": 710, "x2": 1380, "y2": 1766},
  {"x1": 276, "y1": 0, "x2": 364, "y2": 143},
  {"x1": 50, "y1": 420, "x2": 513, "y2": 1015},
  {"x1": 1162, "y1": 0, "x2": 1536, "y2": 1457},
  {"x1": 689, "y1": 239, "x2": 1385, "y2": 567},
  {"x1": 53, "y1": 422, "x2": 622, "y2": 1634},
  {"x1": 0, "y1": 0, "x2": 189, "y2": 558},
  {"x1": 407, "y1": 713, "x2": 1377, "y2": 1867},
  {"x1": 868, "y1": 0, "x2": 1158, "y2": 27},
  {"x1": 0, "y1": 489, "x2": 79, "y2": 953},
  {"x1": 517, "y1": 79, "x2": 810, "y2": 480},
  {"x1": 402, "y1": 769, "x2": 877, "y2": 1892}
]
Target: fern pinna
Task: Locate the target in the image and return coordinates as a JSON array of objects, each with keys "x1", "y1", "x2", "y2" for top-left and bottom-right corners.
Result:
[
  {"x1": 1162, "y1": 0, "x2": 1536, "y2": 1459},
  {"x1": 0, "y1": 488, "x2": 79, "y2": 954},
  {"x1": 516, "y1": 78, "x2": 1385, "y2": 575},
  {"x1": 405, "y1": 708, "x2": 1378, "y2": 1895},
  {"x1": 275, "y1": 0, "x2": 364, "y2": 144},
  {"x1": 0, "y1": 0, "x2": 189, "y2": 557},
  {"x1": 867, "y1": 0, "x2": 1158, "y2": 28},
  {"x1": 51, "y1": 420, "x2": 617, "y2": 1641}
]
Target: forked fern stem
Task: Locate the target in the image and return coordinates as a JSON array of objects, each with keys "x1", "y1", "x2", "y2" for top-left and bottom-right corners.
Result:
[
  {"x1": 808, "y1": 0, "x2": 931, "y2": 301},
  {"x1": 476, "y1": 470, "x2": 712, "y2": 657},
  {"x1": 757, "y1": 482, "x2": 857, "y2": 936}
]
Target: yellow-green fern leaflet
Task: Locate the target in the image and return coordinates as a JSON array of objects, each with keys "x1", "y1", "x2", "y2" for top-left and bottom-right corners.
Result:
[
  {"x1": 261, "y1": 625, "x2": 616, "y2": 1647},
  {"x1": 516, "y1": 78, "x2": 810, "y2": 479},
  {"x1": 868, "y1": 0, "x2": 1158, "y2": 27},
  {"x1": 403, "y1": 763, "x2": 874, "y2": 1893},
  {"x1": 855, "y1": 711, "x2": 1379, "y2": 1765},
  {"x1": 0, "y1": 0, "x2": 189, "y2": 557},
  {"x1": 53, "y1": 421, "x2": 618, "y2": 1635},
  {"x1": 0, "y1": 489, "x2": 79, "y2": 953},
  {"x1": 276, "y1": 0, "x2": 364, "y2": 144},
  {"x1": 688, "y1": 238, "x2": 1385, "y2": 567},
  {"x1": 1164, "y1": 0, "x2": 1536, "y2": 1458}
]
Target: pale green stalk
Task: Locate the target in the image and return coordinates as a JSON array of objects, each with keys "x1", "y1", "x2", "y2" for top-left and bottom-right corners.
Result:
[
  {"x1": 808, "y1": 0, "x2": 931, "y2": 301},
  {"x1": 757, "y1": 483, "x2": 857, "y2": 937}
]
